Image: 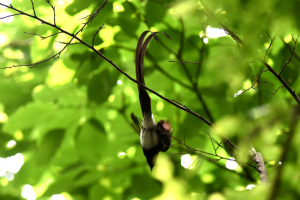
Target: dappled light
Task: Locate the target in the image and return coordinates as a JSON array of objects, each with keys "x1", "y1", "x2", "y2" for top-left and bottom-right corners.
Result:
[
  {"x1": 0, "y1": 153, "x2": 24, "y2": 179},
  {"x1": 246, "y1": 184, "x2": 255, "y2": 190},
  {"x1": 226, "y1": 157, "x2": 238, "y2": 170},
  {"x1": 21, "y1": 184, "x2": 36, "y2": 200},
  {"x1": 206, "y1": 26, "x2": 228, "y2": 38},
  {"x1": 0, "y1": 0, "x2": 299, "y2": 199}
]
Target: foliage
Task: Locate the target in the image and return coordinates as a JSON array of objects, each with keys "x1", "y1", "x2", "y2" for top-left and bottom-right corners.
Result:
[{"x1": 0, "y1": 0, "x2": 300, "y2": 199}]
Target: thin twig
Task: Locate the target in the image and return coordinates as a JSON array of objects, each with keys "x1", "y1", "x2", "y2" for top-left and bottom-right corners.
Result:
[
  {"x1": 127, "y1": 4, "x2": 215, "y2": 124},
  {"x1": 0, "y1": 1, "x2": 213, "y2": 127},
  {"x1": 269, "y1": 86, "x2": 284, "y2": 97},
  {"x1": 279, "y1": 35, "x2": 299, "y2": 76},
  {"x1": 264, "y1": 33, "x2": 276, "y2": 61},
  {"x1": 0, "y1": 13, "x2": 22, "y2": 19},
  {"x1": 261, "y1": 59, "x2": 300, "y2": 105},
  {"x1": 55, "y1": 41, "x2": 82, "y2": 45},
  {"x1": 30, "y1": 0, "x2": 36, "y2": 17},
  {"x1": 202, "y1": 130, "x2": 224, "y2": 151},
  {"x1": 172, "y1": 136, "x2": 226, "y2": 158},
  {"x1": 24, "y1": 31, "x2": 62, "y2": 40},
  {"x1": 167, "y1": 59, "x2": 209, "y2": 64},
  {"x1": 92, "y1": 24, "x2": 105, "y2": 47},
  {"x1": 46, "y1": 0, "x2": 56, "y2": 25},
  {"x1": 237, "y1": 70, "x2": 269, "y2": 96},
  {"x1": 199, "y1": 0, "x2": 300, "y2": 106}
]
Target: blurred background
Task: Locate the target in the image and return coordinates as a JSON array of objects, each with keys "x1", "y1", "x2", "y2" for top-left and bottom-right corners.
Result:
[{"x1": 0, "y1": 0, "x2": 300, "y2": 199}]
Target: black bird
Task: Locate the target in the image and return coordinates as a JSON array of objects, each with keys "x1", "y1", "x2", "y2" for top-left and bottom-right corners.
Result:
[{"x1": 130, "y1": 31, "x2": 172, "y2": 170}]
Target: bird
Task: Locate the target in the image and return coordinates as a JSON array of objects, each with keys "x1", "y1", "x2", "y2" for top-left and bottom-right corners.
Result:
[{"x1": 130, "y1": 31, "x2": 172, "y2": 170}]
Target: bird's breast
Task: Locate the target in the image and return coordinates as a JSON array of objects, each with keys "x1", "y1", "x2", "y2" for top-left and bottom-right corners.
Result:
[{"x1": 140, "y1": 127, "x2": 159, "y2": 149}]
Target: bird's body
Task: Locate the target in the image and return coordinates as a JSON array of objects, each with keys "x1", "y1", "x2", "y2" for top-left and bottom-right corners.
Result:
[
  {"x1": 131, "y1": 31, "x2": 172, "y2": 170},
  {"x1": 140, "y1": 114, "x2": 158, "y2": 149}
]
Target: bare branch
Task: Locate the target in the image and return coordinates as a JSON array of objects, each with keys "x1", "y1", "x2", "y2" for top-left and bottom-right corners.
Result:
[
  {"x1": 261, "y1": 59, "x2": 300, "y2": 105},
  {"x1": 0, "y1": 13, "x2": 22, "y2": 19},
  {"x1": 30, "y1": 0, "x2": 36, "y2": 17},
  {"x1": 55, "y1": 41, "x2": 81, "y2": 45},
  {"x1": 24, "y1": 31, "x2": 62, "y2": 40},
  {"x1": 46, "y1": 0, "x2": 56, "y2": 25},
  {"x1": 167, "y1": 58, "x2": 209, "y2": 64},
  {"x1": 238, "y1": 69, "x2": 269, "y2": 96},
  {"x1": 80, "y1": 1, "x2": 107, "y2": 31},
  {"x1": 92, "y1": 24, "x2": 105, "y2": 47},
  {"x1": 198, "y1": 0, "x2": 300, "y2": 106},
  {"x1": 203, "y1": 130, "x2": 224, "y2": 152},
  {"x1": 0, "y1": 1, "x2": 214, "y2": 127},
  {"x1": 264, "y1": 33, "x2": 276, "y2": 61},
  {"x1": 167, "y1": 58, "x2": 256, "y2": 65},
  {"x1": 113, "y1": 44, "x2": 193, "y2": 89},
  {"x1": 250, "y1": 148, "x2": 268, "y2": 184},
  {"x1": 269, "y1": 86, "x2": 284, "y2": 97},
  {"x1": 172, "y1": 136, "x2": 226, "y2": 159},
  {"x1": 279, "y1": 35, "x2": 299, "y2": 76}
]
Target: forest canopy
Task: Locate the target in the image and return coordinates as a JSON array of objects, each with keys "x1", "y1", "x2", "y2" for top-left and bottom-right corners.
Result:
[{"x1": 0, "y1": 0, "x2": 300, "y2": 199}]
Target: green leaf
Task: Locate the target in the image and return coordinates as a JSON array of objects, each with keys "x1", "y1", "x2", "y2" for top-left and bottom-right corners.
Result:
[
  {"x1": 87, "y1": 69, "x2": 117, "y2": 104},
  {"x1": 36, "y1": 129, "x2": 65, "y2": 166},
  {"x1": 75, "y1": 118, "x2": 107, "y2": 165}
]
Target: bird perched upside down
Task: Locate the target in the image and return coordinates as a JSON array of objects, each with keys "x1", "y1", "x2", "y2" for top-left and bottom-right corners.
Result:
[{"x1": 130, "y1": 31, "x2": 172, "y2": 170}]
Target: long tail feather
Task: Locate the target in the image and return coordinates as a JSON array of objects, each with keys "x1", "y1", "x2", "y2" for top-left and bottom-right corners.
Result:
[{"x1": 135, "y1": 31, "x2": 171, "y2": 115}]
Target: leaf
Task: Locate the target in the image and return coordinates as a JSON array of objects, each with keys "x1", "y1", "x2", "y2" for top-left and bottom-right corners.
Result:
[
  {"x1": 145, "y1": 2, "x2": 167, "y2": 26},
  {"x1": 36, "y1": 129, "x2": 65, "y2": 166},
  {"x1": 117, "y1": 2, "x2": 139, "y2": 36},
  {"x1": 75, "y1": 118, "x2": 107, "y2": 165},
  {"x1": 87, "y1": 69, "x2": 118, "y2": 104},
  {"x1": 123, "y1": 175, "x2": 162, "y2": 199},
  {"x1": 43, "y1": 163, "x2": 87, "y2": 196}
]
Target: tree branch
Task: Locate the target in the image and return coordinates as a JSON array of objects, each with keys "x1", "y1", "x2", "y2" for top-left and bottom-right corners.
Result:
[
  {"x1": 24, "y1": 31, "x2": 62, "y2": 40},
  {"x1": 238, "y1": 69, "x2": 269, "y2": 96},
  {"x1": 198, "y1": 0, "x2": 300, "y2": 106},
  {"x1": 268, "y1": 107, "x2": 300, "y2": 199},
  {"x1": 46, "y1": 0, "x2": 56, "y2": 25},
  {"x1": 269, "y1": 86, "x2": 284, "y2": 97},
  {"x1": 279, "y1": 35, "x2": 299, "y2": 76},
  {"x1": 30, "y1": 0, "x2": 36, "y2": 17},
  {"x1": 250, "y1": 148, "x2": 268, "y2": 184},
  {"x1": 0, "y1": 1, "x2": 213, "y2": 127},
  {"x1": 0, "y1": 13, "x2": 22, "y2": 19}
]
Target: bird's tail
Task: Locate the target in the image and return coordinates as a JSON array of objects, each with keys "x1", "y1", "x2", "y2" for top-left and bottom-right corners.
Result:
[{"x1": 135, "y1": 31, "x2": 170, "y2": 116}]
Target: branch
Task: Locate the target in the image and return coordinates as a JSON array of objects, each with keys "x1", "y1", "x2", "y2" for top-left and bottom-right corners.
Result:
[
  {"x1": 268, "y1": 86, "x2": 284, "y2": 97},
  {"x1": 260, "y1": 59, "x2": 300, "y2": 105},
  {"x1": 172, "y1": 135, "x2": 259, "y2": 172},
  {"x1": 167, "y1": 58, "x2": 209, "y2": 64},
  {"x1": 55, "y1": 41, "x2": 81, "y2": 45},
  {"x1": 250, "y1": 148, "x2": 268, "y2": 184},
  {"x1": 172, "y1": 136, "x2": 226, "y2": 159},
  {"x1": 46, "y1": 0, "x2": 56, "y2": 25},
  {"x1": 238, "y1": 70, "x2": 269, "y2": 96},
  {"x1": 92, "y1": 24, "x2": 105, "y2": 47},
  {"x1": 0, "y1": 1, "x2": 213, "y2": 127},
  {"x1": 199, "y1": 0, "x2": 243, "y2": 44},
  {"x1": 268, "y1": 107, "x2": 300, "y2": 199},
  {"x1": 0, "y1": 13, "x2": 22, "y2": 19},
  {"x1": 279, "y1": 35, "x2": 299, "y2": 76},
  {"x1": 113, "y1": 44, "x2": 193, "y2": 89},
  {"x1": 24, "y1": 31, "x2": 62, "y2": 40},
  {"x1": 198, "y1": 0, "x2": 300, "y2": 106},
  {"x1": 30, "y1": 0, "x2": 36, "y2": 17},
  {"x1": 264, "y1": 33, "x2": 276, "y2": 61},
  {"x1": 127, "y1": 3, "x2": 215, "y2": 124}
]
